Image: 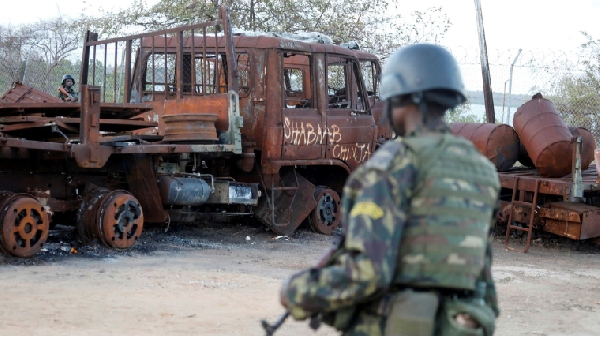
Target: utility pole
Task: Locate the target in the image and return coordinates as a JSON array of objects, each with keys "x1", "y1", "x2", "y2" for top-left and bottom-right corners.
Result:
[{"x1": 474, "y1": 0, "x2": 495, "y2": 123}]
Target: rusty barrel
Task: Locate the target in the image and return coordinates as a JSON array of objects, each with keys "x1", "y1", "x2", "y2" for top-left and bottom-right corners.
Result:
[
  {"x1": 513, "y1": 98, "x2": 572, "y2": 178},
  {"x1": 517, "y1": 141, "x2": 535, "y2": 168},
  {"x1": 450, "y1": 122, "x2": 519, "y2": 171},
  {"x1": 569, "y1": 127, "x2": 595, "y2": 170}
]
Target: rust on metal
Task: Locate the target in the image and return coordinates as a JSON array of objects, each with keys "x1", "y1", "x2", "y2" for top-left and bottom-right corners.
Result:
[
  {"x1": 77, "y1": 188, "x2": 143, "y2": 249},
  {"x1": 486, "y1": 94, "x2": 600, "y2": 248},
  {"x1": 540, "y1": 202, "x2": 600, "y2": 240},
  {"x1": 498, "y1": 167, "x2": 600, "y2": 242},
  {"x1": 0, "y1": 4, "x2": 391, "y2": 257},
  {"x1": 308, "y1": 186, "x2": 341, "y2": 235},
  {"x1": 162, "y1": 113, "x2": 218, "y2": 143},
  {"x1": 5, "y1": 4, "x2": 600, "y2": 256},
  {"x1": 1, "y1": 82, "x2": 64, "y2": 104},
  {"x1": 0, "y1": 192, "x2": 49, "y2": 258},
  {"x1": 517, "y1": 141, "x2": 535, "y2": 168},
  {"x1": 450, "y1": 122, "x2": 519, "y2": 171},
  {"x1": 98, "y1": 191, "x2": 144, "y2": 249},
  {"x1": 254, "y1": 171, "x2": 317, "y2": 236},
  {"x1": 498, "y1": 168, "x2": 600, "y2": 197},
  {"x1": 568, "y1": 126, "x2": 595, "y2": 170},
  {"x1": 124, "y1": 154, "x2": 169, "y2": 224},
  {"x1": 513, "y1": 97, "x2": 573, "y2": 178},
  {"x1": 0, "y1": 116, "x2": 156, "y2": 135}
]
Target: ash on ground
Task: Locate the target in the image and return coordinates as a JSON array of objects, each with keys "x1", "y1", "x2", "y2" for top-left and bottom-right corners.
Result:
[
  {"x1": 3, "y1": 220, "x2": 599, "y2": 266},
  {"x1": 0, "y1": 219, "x2": 342, "y2": 266}
]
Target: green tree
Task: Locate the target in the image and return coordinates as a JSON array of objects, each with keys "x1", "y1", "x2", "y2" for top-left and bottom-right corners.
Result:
[
  {"x1": 0, "y1": 25, "x2": 29, "y2": 90},
  {"x1": 1, "y1": 1, "x2": 452, "y2": 97},
  {"x1": 78, "y1": 0, "x2": 451, "y2": 59},
  {"x1": 532, "y1": 32, "x2": 600, "y2": 141},
  {"x1": 0, "y1": 17, "x2": 80, "y2": 95}
]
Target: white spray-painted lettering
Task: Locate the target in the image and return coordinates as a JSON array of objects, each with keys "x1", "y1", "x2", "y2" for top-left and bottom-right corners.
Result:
[
  {"x1": 332, "y1": 143, "x2": 371, "y2": 163},
  {"x1": 284, "y1": 117, "x2": 342, "y2": 145}
]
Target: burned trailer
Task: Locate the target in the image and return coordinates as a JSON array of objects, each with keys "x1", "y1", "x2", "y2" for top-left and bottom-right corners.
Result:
[{"x1": 0, "y1": 84, "x2": 160, "y2": 257}]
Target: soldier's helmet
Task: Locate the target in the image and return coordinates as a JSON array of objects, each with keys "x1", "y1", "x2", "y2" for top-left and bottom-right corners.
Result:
[
  {"x1": 380, "y1": 43, "x2": 466, "y2": 111},
  {"x1": 62, "y1": 74, "x2": 75, "y2": 86}
]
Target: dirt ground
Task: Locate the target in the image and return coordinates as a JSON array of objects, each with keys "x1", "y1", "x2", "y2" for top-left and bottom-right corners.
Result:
[{"x1": 1, "y1": 221, "x2": 600, "y2": 336}]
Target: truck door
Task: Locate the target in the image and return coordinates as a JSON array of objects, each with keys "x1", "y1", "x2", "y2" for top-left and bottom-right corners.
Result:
[
  {"x1": 325, "y1": 55, "x2": 375, "y2": 170},
  {"x1": 360, "y1": 59, "x2": 391, "y2": 142},
  {"x1": 281, "y1": 52, "x2": 323, "y2": 160}
]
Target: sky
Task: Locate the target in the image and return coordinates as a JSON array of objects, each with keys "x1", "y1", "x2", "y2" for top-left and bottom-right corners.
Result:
[
  {"x1": 2, "y1": 0, "x2": 600, "y2": 52},
  {"x1": 405, "y1": 0, "x2": 600, "y2": 51}
]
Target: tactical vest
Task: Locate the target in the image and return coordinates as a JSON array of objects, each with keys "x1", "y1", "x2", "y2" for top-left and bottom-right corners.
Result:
[{"x1": 392, "y1": 133, "x2": 500, "y2": 291}]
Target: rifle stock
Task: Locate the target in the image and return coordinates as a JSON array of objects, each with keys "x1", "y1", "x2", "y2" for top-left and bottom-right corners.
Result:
[{"x1": 59, "y1": 86, "x2": 73, "y2": 101}]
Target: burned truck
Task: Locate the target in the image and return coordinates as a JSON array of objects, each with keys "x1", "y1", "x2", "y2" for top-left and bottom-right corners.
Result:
[{"x1": 0, "y1": 5, "x2": 389, "y2": 257}]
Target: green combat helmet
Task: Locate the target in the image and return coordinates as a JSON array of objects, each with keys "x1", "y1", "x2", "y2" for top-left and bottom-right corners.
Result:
[
  {"x1": 380, "y1": 43, "x2": 467, "y2": 127},
  {"x1": 62, "y1": 74, "x2": 75, "y2": 87}
]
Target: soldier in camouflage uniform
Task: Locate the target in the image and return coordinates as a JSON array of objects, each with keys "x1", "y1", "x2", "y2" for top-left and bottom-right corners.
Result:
[
  {"x1": 279, "y1": 43, "x2": 501, "y2": 336},
  {"x1": 58, "y1": 74, "x2": 78, "y2": 102}
]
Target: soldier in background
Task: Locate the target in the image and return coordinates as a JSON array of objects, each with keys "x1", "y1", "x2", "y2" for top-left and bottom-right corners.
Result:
[
  {"x1": 58, "y1": 74, "x2": 78, "y2": 102},
  {"x1": 279, "y1": 43, "x2": 501, "y2": 336}
]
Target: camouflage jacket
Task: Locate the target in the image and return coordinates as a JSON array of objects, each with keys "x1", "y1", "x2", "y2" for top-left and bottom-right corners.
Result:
[{"x1": 283, "y1": 127, "x2": 500, "y2": 336}]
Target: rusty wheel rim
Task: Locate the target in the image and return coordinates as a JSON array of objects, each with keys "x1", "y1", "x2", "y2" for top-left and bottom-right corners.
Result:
[
  {"x1": 0, "y1": 196, "x2": 49, "y2": 258},
  {"x1": 98, "y1": 191, "x2": 144, "y2": 249},
  {"x1": 162, "y1": 113, "x2": 219, "y2": 143},
  {"x1": 308, "y1": 187, "x2": 341, "y2": 235},
  {"x1": 77, "y1": 187, "x2": 111, "y2": 243}
]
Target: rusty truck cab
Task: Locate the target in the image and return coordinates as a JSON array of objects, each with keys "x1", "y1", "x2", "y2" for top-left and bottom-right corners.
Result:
[
  {"x1": 126, "y1": 32, "x2": 389, "y2": 235},
  {"x1": 132, "y1": 36, "x2": 387, "y2": 162}
]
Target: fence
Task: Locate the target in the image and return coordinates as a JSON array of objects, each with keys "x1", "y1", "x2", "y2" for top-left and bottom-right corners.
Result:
[{"x1": 446, "y1": 46, "x2": 599, "y2": 148}]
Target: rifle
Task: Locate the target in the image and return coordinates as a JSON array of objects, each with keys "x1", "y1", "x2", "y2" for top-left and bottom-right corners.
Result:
[
  {"x1": 261, "y1": 311, "x2": 290, "y2": 336},
  {"x1": 59, "y1": 86, "x2": 74, "y2": 101},
  {"x1": 261, "y1": 235, "x2": 345, "y2": 336}
]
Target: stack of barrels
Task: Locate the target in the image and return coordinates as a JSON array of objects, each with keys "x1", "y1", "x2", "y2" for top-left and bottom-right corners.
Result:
[{"x1": 450, "y1": 95, "x2": 595, "y2": 177}]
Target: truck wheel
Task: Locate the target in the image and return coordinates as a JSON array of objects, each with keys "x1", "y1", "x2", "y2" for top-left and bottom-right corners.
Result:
[
  {"x1": 0, "y1": 192, "x2": 49, "y2": 258},
  {"x1": 308, "y1": 186, "x2": 341, "y2": 235},
  {"x1": 78, "y1": 188, "x2": 144, "y2": 249}
]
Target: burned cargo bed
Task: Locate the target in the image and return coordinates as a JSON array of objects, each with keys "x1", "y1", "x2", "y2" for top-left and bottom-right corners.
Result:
[
  {"x1": 0, "y1": 88, "x2": 257, "y2": 258},
  {"x1": 0, "y1": 88, "x2": 241, "y2": 165}
]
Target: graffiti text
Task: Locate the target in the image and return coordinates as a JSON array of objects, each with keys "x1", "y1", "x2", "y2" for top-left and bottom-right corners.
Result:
[
  {"x1": 284, "y1": 117, "x2": 342, "y2": 145},
  {"x1": 332, "y1": 143, "x2": 371, "y2": 163}
]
